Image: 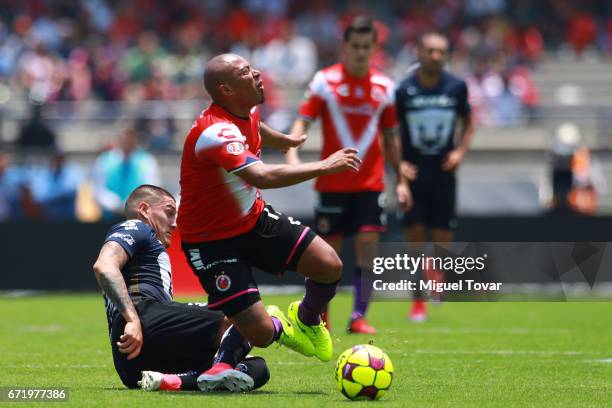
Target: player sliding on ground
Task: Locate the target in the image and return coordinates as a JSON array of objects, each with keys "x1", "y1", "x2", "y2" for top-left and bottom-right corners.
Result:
[
  {"x1": 93, "y1": 185, "x2": 270, "y2": 392},
  {"x1": 178, "y1": 53, "x2": 361, "y2": 374}
]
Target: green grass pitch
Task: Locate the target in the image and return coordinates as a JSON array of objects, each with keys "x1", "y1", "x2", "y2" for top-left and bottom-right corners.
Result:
[{"x1": 1, "y1": 293, "x2": 611, "y2": 407}]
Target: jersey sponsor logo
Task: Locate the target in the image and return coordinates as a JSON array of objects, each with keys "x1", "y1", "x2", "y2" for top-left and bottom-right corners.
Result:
[
  {"x1": 119, "y1": 220, "x2": 139, "y2": 230},
  {"x1": 215, "y1": 273, "x2": 231, "y2": 292},
  {"x1": 187, "y1": 302, "x2": 208, "y2": 307},
  {"x1": 157, "y1": 252, "x2": 173, "y2": 298},
  {"x1": 196, "y1": 123, "x2": 244, "y2": 154},
  {"x1": 188, "y1": 249, "x2": 204, "y2": 270},
  {"x1": 342, "y1": 103, "x2": 375, "y2": 116},
  {"x1": 109, "y1": 232, "x2": 135, "y2": 246},
  {"x1": 202, "y1": 258, "x2": 239, "y2": 272},
  {"x1": 217, "y1": 127, "x2": 240, "y2": 140},
  {"x1": 410, "y1": 95, "x2": 456, "y2": 108},
  {"x1": 226, "y1": 141, "x2": 245, "y2": 156}
]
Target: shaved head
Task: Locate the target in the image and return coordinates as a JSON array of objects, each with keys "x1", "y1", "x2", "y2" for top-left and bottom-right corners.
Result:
[
  {"x1": 202, "y1": 53, "x2": 265, "y2": 115},
  {"x1": 204, "y1": 54, "x2": 243, "y2": 100}
]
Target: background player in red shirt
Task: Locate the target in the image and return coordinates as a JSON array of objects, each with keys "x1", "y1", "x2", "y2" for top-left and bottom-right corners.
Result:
[
  {"x1": 178, "y1": 54, "x2": 362, "y2": 376},
  {"x1": 286, "y1": 16, "x2": 410, "y2": 334}
]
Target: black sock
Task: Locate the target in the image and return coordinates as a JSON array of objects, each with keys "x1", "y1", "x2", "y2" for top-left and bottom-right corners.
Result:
[
  {"x1": 174, "y1": 370, "x2": 199, "y2": 391},
  {"x1": 214, "y1": 325, "x2": 252, "y2": 367},
  {"x1": 235, "y1": 357, "x2": 270, "y2": 390}
]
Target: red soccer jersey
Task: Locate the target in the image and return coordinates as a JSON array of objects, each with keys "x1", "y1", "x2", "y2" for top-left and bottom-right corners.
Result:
[
  {"x1": 178, "y1": 103, "x2": 264, "y2": 243},
  {"x1": 298, "y1": 63, "x2": 397, "y2": 192}
]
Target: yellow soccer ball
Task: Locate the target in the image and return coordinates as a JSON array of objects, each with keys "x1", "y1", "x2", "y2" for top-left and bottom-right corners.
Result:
[{"x1": 335, "y1": 344, "x2": 394, "y2": 400}]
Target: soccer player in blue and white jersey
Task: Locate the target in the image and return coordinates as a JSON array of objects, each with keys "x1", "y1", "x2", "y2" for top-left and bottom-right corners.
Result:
[
  {"x1": 395, "y1": 31, "x2": 474, "y2": 321},
  {"x1": 93, "y1": 184, "x2": 269, "y2": 392}
]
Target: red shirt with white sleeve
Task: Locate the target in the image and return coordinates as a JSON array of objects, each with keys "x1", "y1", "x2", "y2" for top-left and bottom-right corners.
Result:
[{"x1": 178, "y1": 103, "x2": 264, "y2": 243}]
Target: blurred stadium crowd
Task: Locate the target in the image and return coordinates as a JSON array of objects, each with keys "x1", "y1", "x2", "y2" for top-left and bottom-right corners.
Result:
[
  {"x1": 0, "y1": 0, "x2": 611, "y2": 222},
  {"x1": 1, "y1": 0, "x2": 611, "y2": 104}
]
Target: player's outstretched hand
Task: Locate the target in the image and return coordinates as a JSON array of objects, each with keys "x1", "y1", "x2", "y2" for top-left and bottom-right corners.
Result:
[
  {"x1": 400, "y1": 160, "x2": 418, "y2": 181},
  {"x1": 321, "y1": 147, "x2": 361, "y2": 174},
  {"x1": 117, "y1": 320, "x2": 143, "y2": 360}
]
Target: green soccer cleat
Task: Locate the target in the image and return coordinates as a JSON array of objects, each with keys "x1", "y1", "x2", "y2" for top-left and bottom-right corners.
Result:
[
  {"x1": 266, "y1": 305, "x2": 315, "y2": 357},
  {"x1": 287, "y1": 301, "x2": 333, "y2": 362}
]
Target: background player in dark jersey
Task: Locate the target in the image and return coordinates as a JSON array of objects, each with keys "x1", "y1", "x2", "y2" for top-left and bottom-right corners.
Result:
[
  {"x1": 395, "y1": 31, "x2": 474, "y2": 322},
  {"x1": 93, "y1": 184, "x2": 269, "y2": 392}
]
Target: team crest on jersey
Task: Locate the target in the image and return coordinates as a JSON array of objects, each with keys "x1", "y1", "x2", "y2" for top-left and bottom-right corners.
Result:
[
  {"x1": 317, "y1": 217, "x2": 331, "y2": 235},
  {"x1": 215, "y1": 273, "x2": 231, "y2": 292},
  {"x1": 336, "y1": 84, "x2": 350, "y2": 97},
  {"x1": 371, "y1": 86, "x2": 386, "y2": 102},
  {"x1": 226, "y1": 141, "x2": 245, "y2": 155},
  {"x1": 406, "y1": 86, "x2": 417, "y2": 95}
]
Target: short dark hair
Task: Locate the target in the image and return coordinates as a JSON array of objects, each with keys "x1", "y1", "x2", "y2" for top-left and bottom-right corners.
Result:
[
  {"x1": 124, "y1": 184, "x2": 175, "y2": 219},
  {"x1": 343, "y1": 15, "x2": 377, "y2": 43},
  {"x1": 418, "y1": 30, "x2": 448, "y2": 48}
]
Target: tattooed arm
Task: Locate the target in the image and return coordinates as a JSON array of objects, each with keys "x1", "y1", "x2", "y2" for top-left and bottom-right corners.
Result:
[{"x1": 93, "y1": 241, "x2": 142, "y2": 360}]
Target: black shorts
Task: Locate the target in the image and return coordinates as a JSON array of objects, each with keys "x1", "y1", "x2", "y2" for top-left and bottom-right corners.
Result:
[
  {"x1": 182, "y1": 204, "x2": 316, "y2": 317},
  {"x1": 314, "y1": 191, "x2": 386, "y2": 238},
  {"x1": 404, "y1": 173, "x2": 457, "y2": 230},
  {"x1": 111, "y1": 298, "x2": 224, "y2": 388}
]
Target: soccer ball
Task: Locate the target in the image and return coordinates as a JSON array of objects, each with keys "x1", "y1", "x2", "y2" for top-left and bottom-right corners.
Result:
[{"x1": 335, "y1": 344, "x2": 393, "y2": 400}]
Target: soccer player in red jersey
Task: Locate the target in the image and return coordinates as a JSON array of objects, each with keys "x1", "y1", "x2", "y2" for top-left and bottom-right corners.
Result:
[
  {"x1": 286, "y1": 16, "x2": 410, "y2": 334},
  {"x1": 178, "y1": 54, "x2": 361, "y2": 376}
]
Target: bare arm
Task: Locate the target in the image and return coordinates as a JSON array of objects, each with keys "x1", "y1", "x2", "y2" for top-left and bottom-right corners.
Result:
[
  {"x1": 442, "y1": 112, "x2": 475, "y2": 172},
  {"x1": 382, "y1": 128, "x2": 412, "y2": 210},
  {"x1": 457, "y1": 111, "x2": 475, "y2": 151},
  {"x1": 260, "y1": 121, "x2": 306, "y2": 152},
  {"x1": 237, "y1": 147, "x2": 360, "y2": 189},
  {"x1": 382, "y1": 128, "x2": 402, "y2": 181},
  {"x1": 285, "y1": 118, "x2": 311, "y2": 165},
  {"x1": 93, "y1": 241, "x2": 142, "y2": 360}
]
